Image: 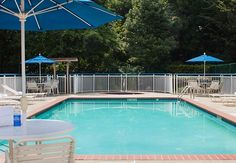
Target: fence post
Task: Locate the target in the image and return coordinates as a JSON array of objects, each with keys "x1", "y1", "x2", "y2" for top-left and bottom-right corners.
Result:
[
  {"x1": 73, "y1": 74, "x2": 77, "y2": 94},
  {"x1": 176, "y1": 74, "x2": 178, "y2": 94},
  {"x1": 108, "y1": 74, "x2": 110, "y2": 92},
  {"x1": 164, "y1": 74, "x2": 167, "y2": 93},
  {"x1": 120, "y1": 74, "x2": 122, "y2": 92},
  {"x1": 3, "y1": 75, "x2": 6, "y2": 94},
  {"x1": 137, "y1": 74, "x2": 140, "y2": 92},
  {"x1": 69, "y1": 75, "x2": 71, "y2": 94},
  {"x1": 231, "y1": 75, "x2": 233, "y2": 94},
  {"x1": 64, "y1": 75, "x2": 67, "y2": 94},
  {"x1": 93, "y1": 74, "x2": 95, "y2": 92},
  {"x1": 173, "y1": 74, "x2": 175, "y2": 94},
  {"x1": 153, "y1": 74, "x2": 155, "y2": 92},
  {"x1": 81, "y1": 74, "x2": 84, "y2": 93},
  {"x1": 14, "y1": 75, "x2": 17, "y2": 91},
  {"x1": 126, "y1": 74, "x2": 128, "y2": 92}
]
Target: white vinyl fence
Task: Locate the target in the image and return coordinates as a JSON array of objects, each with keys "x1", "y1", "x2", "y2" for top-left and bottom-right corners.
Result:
[
  {"x1": 173, "y1": 74, "x2": 236, "y2": 94},
  {"x1": 0, "y1": 74, "x2": 235, "y2": 95},
  {"x1": 73, "y1": 74, "x2": 173, "y2": 93}
]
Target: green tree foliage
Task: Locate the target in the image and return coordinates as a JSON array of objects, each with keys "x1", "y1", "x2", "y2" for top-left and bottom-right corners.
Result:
[
  {"x1": 122, "y1": 0, "x2": 178, "y2": 72},
  {"x1": 0, "y1": 0, "x2": 236, "y2": 74},
  {"x1": 169, "y1": 0, "x2": 236, "y2": 61}
]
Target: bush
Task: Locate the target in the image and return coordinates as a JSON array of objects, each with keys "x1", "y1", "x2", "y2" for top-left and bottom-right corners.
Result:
[{"x1": 167, "y1": 64, "x2": 210, "y2": 73}]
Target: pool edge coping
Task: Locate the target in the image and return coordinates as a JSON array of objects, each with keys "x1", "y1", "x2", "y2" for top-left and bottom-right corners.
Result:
[{"x1": 27, "y1": 95, "x2": 236, "y2": 161}]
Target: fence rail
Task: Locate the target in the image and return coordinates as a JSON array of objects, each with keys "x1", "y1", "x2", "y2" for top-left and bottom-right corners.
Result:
[
  {"x1": 0, "y1": 74, "x2": 235, "y2": 95},
  {"x1": 72, "y1": 74, "x2": 173, "y2": 93},
  {"x1": 174, "y1": 75, "x2": 236, "y2": 94}
]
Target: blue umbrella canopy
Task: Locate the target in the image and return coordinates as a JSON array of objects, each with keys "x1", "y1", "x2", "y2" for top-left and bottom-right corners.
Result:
[
  {"x1": 26, "y1": 54, "x2": 55, "y2": 64},
  {"x1": 186, "y1": 53, "x2": 224, "y2": 63},
  {"x1": 26, "y1": 54, "x2": 56, "y2": 82},
  {"x1": 186, "y1": 52, "x2": 224, "y2": 76},
  {"x1": 0, "y1": 0, "x2": 122, "y2": 31},
  {"x1": 0, "y1": 0, "x2": 122, "y2": 96}
]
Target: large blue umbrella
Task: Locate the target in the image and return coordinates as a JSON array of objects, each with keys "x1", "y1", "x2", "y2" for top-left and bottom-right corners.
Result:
[
  {"x1": 26, "y1": 53, "x2": 56, "y2": 82},
  {"x1": 0, "y1": 0, "x2": 122, "y2": 95},
  {"x1": 186, "y1": 52, "x2": 224, "y2": 76}
]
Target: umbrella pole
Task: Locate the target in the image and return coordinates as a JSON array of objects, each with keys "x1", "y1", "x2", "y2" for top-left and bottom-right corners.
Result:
[
  {"x1": 20, "y1": 0, "x2": 26, "y2": 96},
  {"x1": 39, "y1": 63, "x2": 42, "y2": 83},
  {"x1": 204, "y1": 61, "x2": 206, "y2": 78},
  {"x1": 19, "y1": 0, "x2": 27, "y2": 126},
  {"x1": 20, "y1": 17, "x2": 26, "y2": 96}
]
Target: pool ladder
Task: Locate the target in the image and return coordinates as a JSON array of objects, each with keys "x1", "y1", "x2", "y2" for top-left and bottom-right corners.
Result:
[{"x1": 178, "y1": 85, "x2": 195, "y2": 100}]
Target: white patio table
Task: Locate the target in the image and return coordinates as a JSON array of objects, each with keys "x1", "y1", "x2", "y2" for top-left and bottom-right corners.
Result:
[{"x1": 0, "y1": 119, "x2": 73, "y2": 162}]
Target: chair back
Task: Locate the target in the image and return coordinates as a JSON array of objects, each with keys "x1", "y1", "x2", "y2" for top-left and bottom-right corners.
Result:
[
  {"x1": 209, "y1": 80, "x2": 220, "y2": 89},
  {"x1": 12, "y1": 136, "x2": 75, "y2": 163},
  {"x1": 187, "y1": 80, "x2": 200, "y2": 89},
  {"x1": 27, "y1": 81, "x2": 39, "y2": 90},
  {"x1": 44, "y1": 81, "x2": 52, "y2": 89},
  {"x1": 52, "y1": 80, "x2": 59, "y2": 89}
]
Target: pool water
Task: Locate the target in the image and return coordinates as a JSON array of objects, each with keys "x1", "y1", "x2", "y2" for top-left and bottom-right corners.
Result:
[{"x1": 36, "y1": 99, "x2": 236, "y2": 154}]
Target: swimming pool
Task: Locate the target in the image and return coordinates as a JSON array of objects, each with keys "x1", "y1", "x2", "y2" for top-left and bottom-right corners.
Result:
[{"x1": 35, "y1": 99, "x2": 236, "y2": 155}]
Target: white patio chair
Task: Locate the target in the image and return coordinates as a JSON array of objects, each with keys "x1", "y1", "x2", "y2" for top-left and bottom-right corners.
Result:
[
  {"x1": 26, "y1": 81, "x2": 40, "y2": 93},
  {"x1": 51, "y1": 79, "x2": 59, "y2": 94},
  {"x1": 5, "y1": 136, "x2": 75, "y2": 163},
  {"x1": 1, "y1": 84, "x2": 46, "y2": 98},
  {"x1": 44, "y1": 81, "x2": 53, "y2": 94},
  {"x1": 0, "y1": 99, "x2": 20, "y2": 106},
  {"x1": 206, "y1": 80, "x2": 220, "y2": 94},
  {"x1": 187, "y1": 80, "x2": 204, "y2": 94},
  {"x1": 44, "y1": 80, "x2": 59, "y2": 95}
]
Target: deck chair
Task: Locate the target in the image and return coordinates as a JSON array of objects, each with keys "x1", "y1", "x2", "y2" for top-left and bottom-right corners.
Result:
[
  {"x1": 221, "y1": 97, "x2": 236, "y2": 107},
  {"x1": 5, "y1": 136, "x2": 75, "y2": 163},
  {"x1": 51, "y1": 79, "x2": 59, "y2": 94},
  {"x1": 26, "y1": 81, "x2": 40, "y2": 93},
  {"x1": 0, "y1": 99, "x2": 20, "y2": 106},
  {"x1": 1, "y1": 84, "x2": 46, "y2": 98},
  {"x1": 206, "y1": 80, "x2": 220, "y2": 94},
  {"x1": 187, "y1": 80, "x2": 204, "y2": 94},
  {"x1": 44, "y1": 80, "x2": 59, "y2": 95}
]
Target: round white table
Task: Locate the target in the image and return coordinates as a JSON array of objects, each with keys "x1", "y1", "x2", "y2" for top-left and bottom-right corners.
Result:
[{"x1": 0, "y1": 119, "x2": 73, "y2": 161}]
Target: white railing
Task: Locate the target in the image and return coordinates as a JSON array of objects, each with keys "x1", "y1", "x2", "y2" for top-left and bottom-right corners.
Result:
[
  {"x1": 174, "y1": 74, "x2": 236, "y2": 94},
  {"x1": 72, "y1": 74, "x2": 173, "y2": 93},
  {"x1": 0, "y1": 73, "x2": 235, "y2": 95}
]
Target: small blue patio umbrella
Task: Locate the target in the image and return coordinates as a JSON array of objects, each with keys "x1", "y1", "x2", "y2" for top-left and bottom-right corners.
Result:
[
  {"x1": 26, "y1": 53, "x2": 56, "y2": 82},
  {"x1": 0, "y1": 0, "x2": 122, "y2": 95},
  {"x1": 186, "y1": 52, "x2": 224, "y2": 76}
]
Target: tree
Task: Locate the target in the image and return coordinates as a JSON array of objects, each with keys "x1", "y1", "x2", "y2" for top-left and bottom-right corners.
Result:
[
  {"x1": 169, "y1": 0, "x2": 236, "y2": 62},
  {"x1": 121, "y1": 0, "x2": 178, "y2": 72}
]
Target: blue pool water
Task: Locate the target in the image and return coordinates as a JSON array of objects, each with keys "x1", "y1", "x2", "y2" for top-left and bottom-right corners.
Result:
[{"x1": 35, "y1": 99, "x2": 236, "y2": 154}]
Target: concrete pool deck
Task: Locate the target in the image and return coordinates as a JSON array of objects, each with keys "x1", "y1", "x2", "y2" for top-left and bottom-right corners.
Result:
[{"x1": 2, "y1": 92, "x2": 236, "y2": 162}]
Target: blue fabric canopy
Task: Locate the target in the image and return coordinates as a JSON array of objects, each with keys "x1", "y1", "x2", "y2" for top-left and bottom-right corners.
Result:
[
  {"x1": 186, "y1": 53, "x2": 224, "y2": 63},
  {"x1": 0, "y1": 0, "x2": 122, "y2": 31},
  {"x1": 26, "y1": 54, "x2": 56, "y2": 82},
  {"x1": 186, "y1": 52, "x2": 224, "y2": 76},
  {"x1": 0, "y1": 0, "x2": 122, "y2": 96},
  {"x1": 26, "y1": 54, "x2": 56, "y2": 64}
]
